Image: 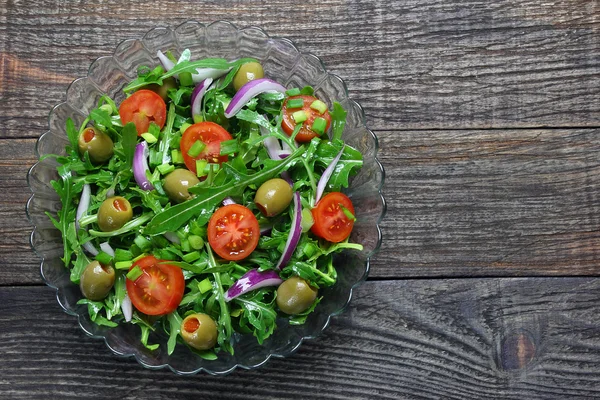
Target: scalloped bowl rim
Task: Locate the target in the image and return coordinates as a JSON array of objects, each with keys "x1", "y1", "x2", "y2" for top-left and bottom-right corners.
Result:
[{"x1": 26, "y1": 20, "x2": 386, "y2": 375}]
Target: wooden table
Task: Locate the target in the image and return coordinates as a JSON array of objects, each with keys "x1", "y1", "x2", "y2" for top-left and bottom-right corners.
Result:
[{"x1": 2, "y1": 0, "x2": 600, "y2": 398}]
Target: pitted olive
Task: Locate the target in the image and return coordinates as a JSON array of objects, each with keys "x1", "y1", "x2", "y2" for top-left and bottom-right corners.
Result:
[
  {"x1": 145, "y1": 77, "x2": 178, "y2": 101},
  {"x1": 163, "y1": 169, "x2": 200, "y2": 203},
  {"x1": 180, "y1": 313, "x2": 218, "y2": 350},
  {"x1": 254, "y1": 178, "x2": 293, "y2": 217},
  {"x1": 97, "y1": 196, "x2": 133, "y2": 232},
  {"x1": 77, "y1": 127, "x2": 114, "y2": 164},
  {"x1": 79, "y1": 260, "x2": 115, "y2": 300},
  {"x1": 233, "y1": 62, "x2": 265, "y2": 91},
  {"x1": 276, "y1": 276, "x2": 318, "y2": 315}
]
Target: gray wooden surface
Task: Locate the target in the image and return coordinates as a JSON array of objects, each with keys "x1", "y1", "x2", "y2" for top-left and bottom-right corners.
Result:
[{"x1": 1, "y1": 0, "x2": 600, "y2": 398}]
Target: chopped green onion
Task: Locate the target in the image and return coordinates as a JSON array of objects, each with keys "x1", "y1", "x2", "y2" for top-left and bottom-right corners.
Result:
[
  {"x1": 179, "y1": 71, "x2": 194, "y2": 87},
  {"x1": 311, "y1": 117, "x2": 327, "y2": 135},
  {"x1": 188, "y1": 235, "x2": 204, "y2": 250},
  {"x1": 180, "y1": 239, "x2": 191, "y2": 252},
  {"x1": 99, "y1": 104, "x2": 113, "y2": 114},
  {"x1": 198, "y1": 278, "x2": 213, "y2": 294},
  {"x1": 157, "y1": 163, "x2": 175, "y2": 175},
  {"x1": 339, "y1": 204, "x2": 356, "y2": 221},
  {"x1": 171, "y1": 149, "x2": 184, "y2": 164},
  {"x1": 115, "y1": 260, "x2": 133, "y2": 270},
  {"x1": 219, "y1": 139, "x2": 239, "y2": 156},
  {"x1": 182, "y1": 251, "x2": 201, "y2": 263},
  {"x1": 95, "y1": 251, "x2": 113, "y2": 265},
  {"x1": 196, "y1": 159, "x2": 208, "y2": 177},
  {"x1": 187, "y1": 140, "x2": 206, "y2": 157},
  {"x1": 190, "y1": 221, "x2": 206, "y2": 237},
  {"x1": 126, "y1": 265, "x2": 143, "y2": 281},
  {"x1": 292, "y1": 110, "x2": 307, "y2": 124},
  {"x1": 180, "y1": 122, "x2": 192, "y2": 134},
  {"x1": 134, "y1": 235, "x2": 152, "y2": 252},
  {"x1": 301, "y1": 208, "x2": 314, "y2": 232},
  {"x1": 193, "y1": 115, "x2": 204, "y2": 123},
  {"x1": 310, "y1": 99, "x2": 328, "y2": 114},
  {"x1": 141, "y1": 132, "x2": 158, "y2": 144},
  {"x1": 285, "y1": 88, "x2": 301, "y2": 96},
  {"x1": 114, "y1": 248, "x2": 133, "y2": 262},
  {"x1": 286, "y1": 98, "x2": 304, "y2": 109}
]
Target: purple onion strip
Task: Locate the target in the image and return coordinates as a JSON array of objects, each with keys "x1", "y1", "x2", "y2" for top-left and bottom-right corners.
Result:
[
  {"x1": 275, "y1": 191, "x2": 302, "y2": 270},
  {"x1": 222, "y1": 197, "x2": 236, "y2": 206},
  {"x1": 99, "y1": 241, "x2": 115, "y2": 257},
  {"x1": 315, "y1": 146, "x2": 345, "y2": 204},
  {"x1": 259, "y1": 125, "x2": 282, "y2": 160},
  {"x1": 75, "y1": 183, "x2": 91, "y2": 232},
  {"x1": 224, "y1": 78, "x2": 286, "y2": 118},
  {"x1": 190, "y1": 78, "x2": 213, "y2": 120},
  {"x1": 224, "y1": 269, "x2": 283, "y2": 302},
  {"x1": 133, "y1": 142, "x2": 154, "y2": 191},
  {"x1": 121, "y1": 293, "x2": 133, "y2": 322}
]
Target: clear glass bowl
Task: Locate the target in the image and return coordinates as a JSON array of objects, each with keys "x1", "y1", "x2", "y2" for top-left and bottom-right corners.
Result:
[{"x1": 26, "y1": 21, "x2": 386, "y2": 375}]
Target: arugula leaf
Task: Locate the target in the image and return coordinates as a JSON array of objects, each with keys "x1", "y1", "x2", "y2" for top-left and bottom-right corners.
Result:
[
  {"x1": 121, "y1": 122, "x2": 138, "y2": 168},
  {"x1": 162, "y1": 57, "x2": 258, "y2": 80},
  {"x1": 234, "y1": 288, "x2": 277, "y2": 344},
  {"x1": 314, "y1": 139, "x2": 363, "y2": 191},
  {"x1": 89, "y1": 107, "x2": 113, "y2": 128},
  {"x1": 206, "y1": 244, "x2": 234, "y2": 355},
  {"x1": 144, "y1": 146, "x2": 304, "y2": 235},
  {"x1": 66, "y1": 118, "x2": 79, "y2": 150},
  {"x1": 331, "y1": 101, "x2": 347, "y2": 141},
  {"x1": 167, "y1": 311, "x2": 182, "y2": 355}
]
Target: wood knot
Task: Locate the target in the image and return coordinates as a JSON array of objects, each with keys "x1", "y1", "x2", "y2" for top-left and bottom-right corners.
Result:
[{"x1": 499, "y1": 330, "x2": 536, "y2": 370}]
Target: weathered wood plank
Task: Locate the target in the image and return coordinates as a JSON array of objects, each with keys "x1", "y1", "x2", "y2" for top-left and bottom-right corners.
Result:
[
  {"x1": 1, "y1": 0, "x2": 599, "y2": 140},
  {"x1": 1, "y1": 280, "x2": 600, "y2": 399},
  {"x1": 374, "y1": 128, "x2": 600, "y2": 277}
]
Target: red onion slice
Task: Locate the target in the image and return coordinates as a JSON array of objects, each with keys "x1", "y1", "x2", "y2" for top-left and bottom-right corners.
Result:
[
  {"x1": 259, "y1": 223, "x2": 274, "y2": 235},
  {"x1": 225, "y1": 78, "x2": 286, "y2": 118},
  {"x1": 190, "y1": 78, "x2": 213, "y2": 121},
  {"x1": 191, "y1": 68, "x2": 230, "y2": 83},
  {"x1": 99, "y1": 242, "x2": 115, "y2": 257},
  {"x1": 275, "y1": 191, "x2": 302, "y2": 269},
  {"x1": 75, "y1": 183, "x2": 91, "y2": 232},
  {"x1": 259, "y1": 125, "x2": 282, "y2": 159},
  {"x1": 133, "y1": 142, "x2": 154, "y2": 191},
  {"x1": 121, "y1": 293, "x2": 133, "y2": 322},
  {"x1": 315, "y1": 146, "x2": 345, "y2": 204},
  {"x1": 222, "y1": 197, "x2": 236, "y2": 206},
  {"x1": 83, "y1": 242, "x2": 99, "y2": 257},
  {"x1": 224, "y1": 269, "x2": 283, "y2": 302},
  {"x1": 163, "y1": 232, "x2": 180, "y2": 244},
  {"x1": 157, "y1": 50, "x2": 175, "y2": 73}
]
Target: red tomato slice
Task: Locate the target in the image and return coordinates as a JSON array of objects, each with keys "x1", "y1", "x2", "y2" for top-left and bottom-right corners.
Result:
[
  {"x1": 126, "y1": 255, "x2": 185, "y2": 316},
  {"x1": 180, "y1": 122, "x2": 233, "y2": 174},
  {"x1": 311, "y1": 192, "x2": 355, "y2": 243},
  {"x1": 119, "y1": 90, "x2": 167, "y2": 136},
  {"x1": 208, "y1": 204, "x2": 260, "y2": 261},
  {"x1": 281, "y1": 95, "x2": 332, "y2": 143}
]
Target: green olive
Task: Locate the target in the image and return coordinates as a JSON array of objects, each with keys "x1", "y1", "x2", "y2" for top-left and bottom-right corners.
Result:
[
  {"x1": 97, "y1": 196, "x2": 133, "y2": 232},
  {"x1": 145, "y1": 77, "x2": 178, "y2": 101},
  {"x1": 233, "y1": 61, "x2": 265, "y2": 91},
  {"x1": 77, "y1": 127, "x2": 114, "y2": 164},
  {"x1": 254, "y1": 178, "x2": 293, "y2": 217},
  {"x1": 79, "y1": 261, "x2": 115, "y2": 300},
  {"x1": 163, "y1": 169, "x2": 200, "y2": 203},
  {"x1": 180, "y1": 313, "x2": 218, "y2": 350},
  {"x1": 276, "y1": 277, "x2": 318, "y2": 315}
]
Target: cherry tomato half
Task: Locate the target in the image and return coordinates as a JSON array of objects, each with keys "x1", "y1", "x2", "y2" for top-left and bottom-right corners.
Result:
[
  {"x1": 311, "y1": 192, "x2": 355, "y2": 243},
  {"x1": 126, "y1": 255, "x2": 185, "y2": 316},
  {"x1": 208, "y1": 204, "x2": 260, "y2": 261},
  {"x1": 119, "y1": 90, "x2": 167, "y2": 136},
  {"x1": 281, "y1": 95, "x2": 332, "y2": 143},
  {"x1": 180, "y1": 122, "x2": 233, "y2": 174}
]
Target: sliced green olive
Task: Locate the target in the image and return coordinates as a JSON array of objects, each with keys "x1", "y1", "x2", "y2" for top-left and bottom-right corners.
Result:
[
  {"x1": 145, "y1": 77, "x2": 178, "y2": 101},
  {"x1": 276, "y1": 276, "x2": 318, "y2": 315},
  {"x1": 97, "y1": 196, "x2": 133, "y2": 232},
  {"x1": 180, "y1": 313, "x2": 218, "y2": 350},
  {"x1": 79, "y1": 261, "x2": 115, "y2": 301},
  {"x1": 254, "y1": 178, "x2": 293, "y2": 217},
  {"x1": 233, "y1": 61, "x2": 264, "y2": 91},
  {"x1": 163, "y1": 169, "x2": 200, "y2": 203},
  {"x1": 77, "y1": 127, "x2": 114, "y2": 164}
]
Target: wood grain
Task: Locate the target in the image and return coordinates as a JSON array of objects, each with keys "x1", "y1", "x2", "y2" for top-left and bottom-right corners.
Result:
[
  {"x1": 2, "y1": 280, "x2": 600, "y2": 399},
  {"x1": 1, "y1": 0, "x2": 599, "y2": 140}
]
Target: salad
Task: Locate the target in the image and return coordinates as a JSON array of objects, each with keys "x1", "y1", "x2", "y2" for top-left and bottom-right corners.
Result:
[{"x1": 46, "y1": 49, "x2": 364, "y2": 358}]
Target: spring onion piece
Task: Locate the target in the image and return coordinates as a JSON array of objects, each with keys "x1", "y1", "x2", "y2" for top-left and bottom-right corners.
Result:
[
  {"x1": 224, "y1": 78, "x2": 286, "y2": 118},
  {"x1": 224, "y1": 269, "x2": 283, "y2": 301},
  {"x1": 292, "y1": 110, "x2": 307, "y2": 124},
  {"x1": 190, "y1": 78, "x2": 213, "y2": 121},
  {"x1": 163, "y1": 232, "x2": 180, "y2": 244},
  {"x1": 127, "y1": 265, "x2": 143, "y2": 281},
  {"x1": 286, "y1": 88, "x2": 301, "y2": 96},
  {"x1": 187, "y1": 140, "x2": 206, "y2": 157},
  {"x1": 121, "y1": 293, "x2": 133, "y2": 322},
  {"x1": 287, "y1": 98, "x2": 304, "y2": 109},
  {"x1": 133, "y1": 142, "x2": 154, "y2": 191},
  {"x1": 99, "y1": 242, "x2": 115, "y2": 257},
  {"x1": 310, "y1": 99, "x2": 328, "y2": 114},
  {"x1": 315, "y1": 146, "x2": 345, "y2": 204},
  {"x1": 311, "y1": 117, "x2": 327, "y2": 135},
  {"x1": 275, "y1": 191, "x2": 302, "y2": 269}
]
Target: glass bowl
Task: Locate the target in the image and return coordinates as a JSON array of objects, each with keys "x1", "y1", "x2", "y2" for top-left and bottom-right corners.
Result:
[{"x1": 26, "y1": 20, "x2": 386, "y2": 375}]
